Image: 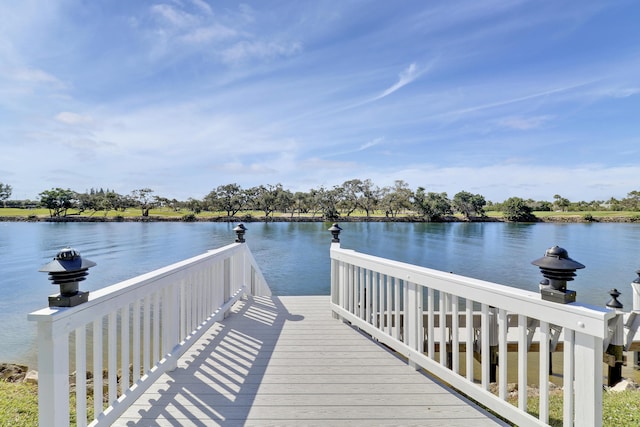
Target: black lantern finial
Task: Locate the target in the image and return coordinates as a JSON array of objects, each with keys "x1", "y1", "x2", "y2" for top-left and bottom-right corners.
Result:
[{"x1": 606, "y1": 288, "x2": 623, "y2": 309}]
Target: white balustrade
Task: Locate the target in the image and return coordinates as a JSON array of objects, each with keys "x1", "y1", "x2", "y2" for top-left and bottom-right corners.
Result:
[
  {"x1": 29, "y1": 242, "x2": 270, "y2": 427},
  {"x1": 330, "y1": 242, "x2": 615, "y2": 427}
]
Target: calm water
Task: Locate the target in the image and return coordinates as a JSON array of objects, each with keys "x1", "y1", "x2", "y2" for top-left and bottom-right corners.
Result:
[{"x1": 1, "y1": 221, "x2": 639, "y2": 368}]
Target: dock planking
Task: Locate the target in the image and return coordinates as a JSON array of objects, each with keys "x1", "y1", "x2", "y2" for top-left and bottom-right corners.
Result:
[{"x1": 115, "y1": 295, "x2": 507, "y2": 426}]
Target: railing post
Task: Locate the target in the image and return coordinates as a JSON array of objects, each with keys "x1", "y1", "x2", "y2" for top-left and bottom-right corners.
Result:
[
  {"x1": 631, "y1": 271, "x2": 640, "y2": 368},
  {"x1": 329, "y1": 223, "x2": 342, "y2": 320},
  {"x1": 574, "y1": 331, "x2": 603, "y2": 426},
  {"x1": 36, "y1": 317, "x2": 70, "y2": 427},
  {"x1": 605, "y1": 289, "x2": 624, "y2": 386}
]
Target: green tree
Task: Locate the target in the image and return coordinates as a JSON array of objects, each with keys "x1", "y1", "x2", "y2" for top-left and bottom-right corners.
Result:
[
  {"x1": 0, "y1": 182, "x2": 12, "y2": 207},
  {"x1": 186, "y1": 197, "x2": 203, "y2": 214},
  {"x1": 130, "y1": 188, "x2": 155, "y2": 217},
  {"x1": 380, "y1": 180, "x2": 413, "y2": 218},
  {"x1": 622, "y1": 191, "x2": 640, "y2": 211},
  {"x1": 205, "y1": 184, "x2": 246, "y2": 216},
  {"x1": 249, "y1": 184, "x2": 290, "y2": 220},
  {"x1": 291, "y1": 191, "x2": 311, "y2": 217},
  {"x1": 338, "y1": 179, "x2": 363, "y2": 216},
  {"x1": 553, "y1": 194, "x2": 570, "y2": 212},
  {"x1": 502, "y1": 197, "x2": 536, "y2": 222},
  {"x1": 453, "y1": 191, "x2": 486, "y2": 219},
  {"x1": 39, "y1": 188, "x2": 77, "y2": 217},
  {"x1": 358, "y1": 179, "x2": 380, "y2": 218},
  {"x1": 413, "y1": 188, "x2": 452, "y2": 221},
  {"x1": 310, "y1": 186, "x2": 341, "y2": 220}
]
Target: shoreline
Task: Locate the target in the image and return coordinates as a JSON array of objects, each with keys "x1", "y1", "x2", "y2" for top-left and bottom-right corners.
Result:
[{"x1": 1, "y1": 214, "x2": 639, "y2": 223}]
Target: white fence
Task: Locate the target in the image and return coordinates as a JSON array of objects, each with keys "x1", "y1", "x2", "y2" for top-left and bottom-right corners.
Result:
[
  {"x1": 330, "y1": 242, "x2": 615, "y2": 427},
  {"x1": 28, "y1": 242, "x2": 271, "y2": 427}
]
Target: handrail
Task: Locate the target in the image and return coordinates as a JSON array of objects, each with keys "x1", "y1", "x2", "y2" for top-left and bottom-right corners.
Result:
[
  {"x1": 330, "y1": 242, "x2": 614, "y2": 427},
  {"x1": 29, "y1": 243, "x2": 271, "y2": 427}
]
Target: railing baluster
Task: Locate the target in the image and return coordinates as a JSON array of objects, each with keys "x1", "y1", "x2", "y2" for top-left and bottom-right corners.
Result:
[
  {"x1": 481, "y1": 303, "x2": 490, "y2": 390},
  {"x1": 465, "y1": 298, "x2": 473, "y2": 382},
  {"x1": 517, "y1": 314, "x2": 527, "y2": 411},
  {"x1": 143, "y1": 295, "x2": 151, "y2": 374},
  {"x1": 498, "y1": 308, "x2": 507, "y2": 400},
  {"x1": 93, "y1": 318, "x2": 103, "y2": 418},
  {"x1": 440, "y1": 292, "x2": 447, "y2": 366},
  {"x1": 427, "y1": 288, "x2": 434, "y2": 359},
  {"x1": 132, "y1": 300, "x2": 141, "y2": 383},
  {"x1": 564, "y1": 329, "x2": 575, "y2": 427},
  {"x1": 367, "y1": 271, "x2": 378, "y2": 327},
  {"x1": 154, "y1": 292, "x2": 161, "y2": 366},
  {"x1": 402, "y1": 280, "x2": 408, "y2": 344},
  {"x1": 393, "y1": 277, "x2": 401, "y2": 341},
  {"x1": 385, "y1": 275, "x2": 392, "y2": 335},
  {"x1": 539, "y1": 320, "x2": 550, "y2": 424},
  {"x1": 417, "y1": 285, "x2": 423, "y2": 354},
  {"x1": 75, "y1": 326, "x2": 87, "y2": 427},
  {"x1": 121, "y1": 303, "x2": 130, "y2": 392},
  {"x1": 108, "y1": 310, "x2": 117, "y2": 403},
  {"x1": 179, "y1": 280, "x2": 186, "y2": 341},
  {"x1": 359, "y1": 266, "x2": 365, "y2": 320},
  {"x1": 451, "y1": 296, "x2": 459, "y2": 374}
]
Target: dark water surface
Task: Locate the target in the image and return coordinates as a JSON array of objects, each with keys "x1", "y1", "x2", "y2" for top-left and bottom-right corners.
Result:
[{"x1": 1, "y1": 221, "x2": 639, "y2": 368}]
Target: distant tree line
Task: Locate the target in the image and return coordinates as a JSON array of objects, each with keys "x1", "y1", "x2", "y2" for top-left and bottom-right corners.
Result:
[{"x1": 1, "y1": 180, "x2": 640, "y2": 222}]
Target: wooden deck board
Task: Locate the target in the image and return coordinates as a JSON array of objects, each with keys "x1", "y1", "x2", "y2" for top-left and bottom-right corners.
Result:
[{"x1": 115, "y1": 295, "x2": 507, "y2": 426}]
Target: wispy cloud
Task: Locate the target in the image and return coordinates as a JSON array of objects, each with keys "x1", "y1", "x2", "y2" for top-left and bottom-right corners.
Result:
[
  {"x1": 498, "y1": 115, "x2": 554, "y2": 130},
  {"x1": 221, "y1": 40, "x2": 303, "y2": 65},
  {"x1": 359, "y1": 138, "x2": 383, "y2": 151},
  {"x1": 373, "y1": 63, "x2": 423, "y2": 101},
  {"x1": 55, "y1": 112, "x2": 93, "y2": 125}
]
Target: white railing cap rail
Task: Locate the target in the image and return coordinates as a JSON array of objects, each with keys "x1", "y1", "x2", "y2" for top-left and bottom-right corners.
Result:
[
  {"x1": 28, "y1": 243, "x2": 245, "y2": 330},
  {"x1": 331, "y1": 246, "x2": 614, "y2": 338}
]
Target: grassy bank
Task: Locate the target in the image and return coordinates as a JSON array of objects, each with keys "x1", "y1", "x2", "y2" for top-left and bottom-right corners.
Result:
[{"x1": 2, "y1": 207, "x2": 640, "y2": 222}]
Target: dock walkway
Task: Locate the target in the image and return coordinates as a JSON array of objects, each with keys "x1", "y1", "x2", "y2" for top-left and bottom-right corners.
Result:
[{"x1": 116, "y1": 295, "x2": 507, "y2": 426}]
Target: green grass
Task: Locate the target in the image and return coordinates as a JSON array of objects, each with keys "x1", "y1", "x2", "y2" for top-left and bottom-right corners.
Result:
[
  {"x1": 501, "y1": 390, "x2": 640, "y2": 426},
  {"x1": 0, "y1": 381, "x2": 38, "y2": 427},
  {"x1": 0, "y1": 380, "x2": 95, "y2": 427}
]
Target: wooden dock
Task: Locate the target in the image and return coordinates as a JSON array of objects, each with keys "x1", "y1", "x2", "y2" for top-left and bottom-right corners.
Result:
[{"x1": 115, "y1": 295, "x2": 507, "y2": 426}]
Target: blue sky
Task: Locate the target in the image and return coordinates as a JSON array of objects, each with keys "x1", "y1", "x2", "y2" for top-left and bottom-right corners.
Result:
[{"x1": 1, "y1": 0, "x2": 639, "y2": 202}]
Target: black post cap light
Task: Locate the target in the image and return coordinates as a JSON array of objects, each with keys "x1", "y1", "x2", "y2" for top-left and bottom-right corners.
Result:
[
  {"x1": 39, "y1": 247, "x2": 96, "y2": 307},
  {"x1": 328, "y1": 223, "x2": 342, "y2": 243},
  {"x1": 531, "y1": 245, "x2": 584, "y2": 304},
  {"x1": 234, "y1": 223, "x2": 247, "y2": 243}
]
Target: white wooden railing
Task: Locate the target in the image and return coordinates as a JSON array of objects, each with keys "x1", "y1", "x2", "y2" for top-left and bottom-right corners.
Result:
[
  {"x1": 330, "y1": 242, "x2": 615, "y2": 427},
  {"x1": 28, "y1": 242, "x2": 271, "y2": 427}
]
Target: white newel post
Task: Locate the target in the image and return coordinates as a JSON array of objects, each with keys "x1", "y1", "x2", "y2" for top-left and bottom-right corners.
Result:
[
  {"x1": 574, "y1": 331, "x2": 603, "y2": 426},
  {"x1": 632, "y1": 275, "x2": 640, "y2": 367},
  {"x1": 329, "y1": 223, "x2": 343, "y2": 319},
  {"x1": 36, "y1": 315, "x2": 70, "y2": 427}
]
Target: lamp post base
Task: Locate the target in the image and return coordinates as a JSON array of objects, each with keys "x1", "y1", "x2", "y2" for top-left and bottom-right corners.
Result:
[
  {"x1": 48, "y1": 291, "x2": 89, "y2": 307},
  {"x1": 541, "y1": 288, "x2": 576, "y2": 304}
]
